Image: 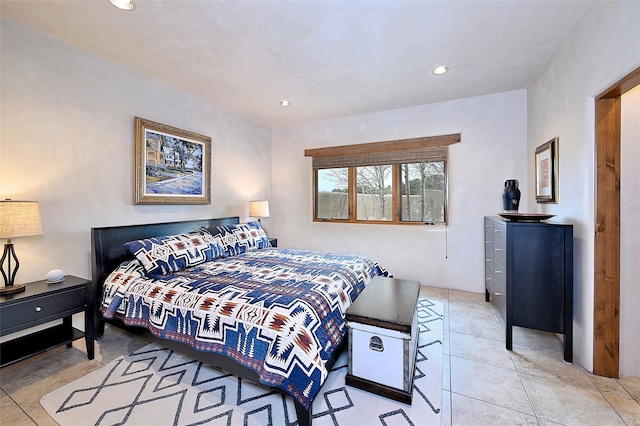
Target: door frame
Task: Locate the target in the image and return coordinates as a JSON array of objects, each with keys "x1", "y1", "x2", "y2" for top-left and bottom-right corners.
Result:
[{"x1": 593, "y1": 66, "x2": 640, "y2": 377}]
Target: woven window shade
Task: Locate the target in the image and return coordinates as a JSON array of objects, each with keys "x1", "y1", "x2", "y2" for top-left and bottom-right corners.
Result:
[
  {"x1": 312, "y1": 146, "x2": 446, "y2": 169},
  {"x1": 306, "y1": 133, "x2": 458, "y2": 169}
]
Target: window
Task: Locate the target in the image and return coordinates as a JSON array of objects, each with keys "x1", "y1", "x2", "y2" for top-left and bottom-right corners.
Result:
[
  {"x1": 316, "y1": 168, "x2": 349, "y2": 220},
  {"x1": 400, "y1": 161, "x2": 446, "y2": 223},
  {"x1": 306, "y1": 134, "x2": 459, "y2": 225},
  {"x1": 357, "y1": 165, "x2": 392, "y2": 221}
]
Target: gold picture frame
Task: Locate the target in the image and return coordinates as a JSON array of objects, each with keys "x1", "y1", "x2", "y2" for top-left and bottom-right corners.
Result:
[
  {"x1": 535, "y1": 137, "x2": 558, "y2": 203},
  {"x1": 134, "y1": 117, "x2": 211, "y2": 205}
]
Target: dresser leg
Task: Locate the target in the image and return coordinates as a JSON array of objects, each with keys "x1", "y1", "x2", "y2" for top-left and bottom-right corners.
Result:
[
  {"x1": 563, "y1": 329, "x2": 573, "y2": 363},
  {"x1": 506, "y1": 321, "x2": 513, "y2": 351}
]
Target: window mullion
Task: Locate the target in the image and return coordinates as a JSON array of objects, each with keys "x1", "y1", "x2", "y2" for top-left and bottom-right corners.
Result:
[
  {"x1": 313, "y1": 169, "x2": 318, "y2": 219},
  {"x1": 392, "y1": 164, "x2": 400, "y2": 223},
  {"x1": 348, "y1": 167, "x2": 356, "y2": 221}
]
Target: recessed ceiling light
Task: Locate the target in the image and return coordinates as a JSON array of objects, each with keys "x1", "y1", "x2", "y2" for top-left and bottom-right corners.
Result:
[
  {"x1": 433, "y1": 66, "x2": 449, "y2": 75},
  {"x1": 108, "y1": 0, "x2": 135, "y2": 11},
  {"x1": 279, "y1": 100, "x2": 291, "y2": 107}
]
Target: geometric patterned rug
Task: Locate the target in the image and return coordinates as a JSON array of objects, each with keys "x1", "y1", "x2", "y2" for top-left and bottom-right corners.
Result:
[{"x1": 41, "y1": 299, "x2": 443, "y2": 425}]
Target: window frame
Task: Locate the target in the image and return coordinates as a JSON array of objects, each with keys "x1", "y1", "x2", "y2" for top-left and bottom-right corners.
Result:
[
  {"x1": 398, "y1": 159, "x2": 447, "y2": 224},
  {"x1": 306, "y1": 134, "x2": 459, "y2": 226}
]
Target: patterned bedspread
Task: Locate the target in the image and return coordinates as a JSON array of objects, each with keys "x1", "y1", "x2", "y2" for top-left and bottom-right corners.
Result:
[{"x1": 100, "y1": 248, "x2": 386, "y2": 409}]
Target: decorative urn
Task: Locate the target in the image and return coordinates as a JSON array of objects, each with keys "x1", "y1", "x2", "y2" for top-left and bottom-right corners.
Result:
[{"x1": 502, "y1": 179, "x2": 521, "y2": 212}]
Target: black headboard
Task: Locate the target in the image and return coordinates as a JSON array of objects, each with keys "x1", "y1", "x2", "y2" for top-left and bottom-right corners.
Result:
[{"x1": 90, "y1": 216, "x2": 239, "y2": 334}]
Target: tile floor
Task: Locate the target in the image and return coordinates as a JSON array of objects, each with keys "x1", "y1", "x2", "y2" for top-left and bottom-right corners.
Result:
[
  {"x1": 419, "y1": 286, "x2": 640, "y2": 426},
  {"x1": 1, "y1": 286, "x2": 639, "y2": 425}
]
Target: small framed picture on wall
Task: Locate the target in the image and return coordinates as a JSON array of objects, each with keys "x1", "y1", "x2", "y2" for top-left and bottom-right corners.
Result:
[{"x1": 535, "y1": 137, "x2": 558, "y2": 203}]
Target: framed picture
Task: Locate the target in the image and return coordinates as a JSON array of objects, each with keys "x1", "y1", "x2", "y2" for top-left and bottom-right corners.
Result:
[
  {"x1": 134, "y1": 117, "x2": 211, "y2": 205},
  {"x1": 535, "y1": 137, "x2": 558, "y2": 203}
]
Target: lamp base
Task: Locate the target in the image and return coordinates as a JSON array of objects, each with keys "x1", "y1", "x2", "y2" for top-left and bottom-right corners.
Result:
[{"x1": 0, "y1": 283, "x2": 26, "y2": 295}]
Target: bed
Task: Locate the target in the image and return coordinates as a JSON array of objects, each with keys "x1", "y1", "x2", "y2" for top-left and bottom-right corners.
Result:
[{"x1": 91, "y1": 217, "x2": 386, "y2": 426}]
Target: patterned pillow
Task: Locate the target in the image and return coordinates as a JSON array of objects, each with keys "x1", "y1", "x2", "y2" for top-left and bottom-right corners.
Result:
[
  {"x1": 124, "y1": 228, "x2": 225, "y2": 276},
  {"x1": 215, "y1": 221, "x2": 271, "y2": 256}
]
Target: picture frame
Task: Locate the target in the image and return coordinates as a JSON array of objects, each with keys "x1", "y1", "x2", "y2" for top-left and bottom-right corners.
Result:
[
  {"x1": 134, "y1": 117, "x2": 211, "y2": 205},
  {"x1": 535, "y1": 137, "x2": 558, "y2": 203}
]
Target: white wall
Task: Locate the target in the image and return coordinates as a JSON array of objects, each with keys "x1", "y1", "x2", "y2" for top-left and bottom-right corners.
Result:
[
  {"x1": 527, "y1": 1, "x2": 640, "y2": 372},
  {"x1": 0, "y1": 18, "x2": 272, "y2": 285},
  {"x1": 620, "y1": 85, "x2": 640, "y2": 377},
  {"x1": 5, "y1": 2, "x2": 637, "y2": 377},
  {"x1": 270, "y1": 90, "x2": 527, "y2": 292}
]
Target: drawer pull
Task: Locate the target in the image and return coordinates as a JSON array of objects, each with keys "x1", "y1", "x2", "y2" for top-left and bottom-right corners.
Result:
[
  {"x1": 495, "y1": 292, "x2": 504, "y2": 296},
  {"x1": 369, "y1": 336, "x2": 384, "y2": 352},
  {"x1": 35, "y1": 306, "x2": 42, "y2": 312}
]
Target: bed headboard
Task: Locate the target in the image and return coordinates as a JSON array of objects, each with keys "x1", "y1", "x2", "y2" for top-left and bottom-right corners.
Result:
[{"x1": 91, "y1": 216, "x2": 239, "y2": 331}]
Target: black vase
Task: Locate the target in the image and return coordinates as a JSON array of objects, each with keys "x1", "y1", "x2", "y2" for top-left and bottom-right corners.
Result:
[{"x1": 502, "y1": 179, "x2": 521, "y2": 212}]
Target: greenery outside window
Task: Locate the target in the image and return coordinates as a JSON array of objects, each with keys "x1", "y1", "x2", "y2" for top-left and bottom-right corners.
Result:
[{"x1": 306, "y1": 134, "x2": 460, "y2": 225}]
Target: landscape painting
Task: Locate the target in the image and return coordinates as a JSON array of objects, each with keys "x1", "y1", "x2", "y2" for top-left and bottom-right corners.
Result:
[{"x1": 134, "y1": 117, "x2": 211, "y2": 204}]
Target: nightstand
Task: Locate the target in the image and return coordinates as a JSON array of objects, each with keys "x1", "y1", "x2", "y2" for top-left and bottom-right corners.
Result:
[
  {"x1": 269, "y1": 238, "x2": 277, "y2": 247},
  {"x1": 0, "y1": 275, "x2": 94, "y2": 367}
]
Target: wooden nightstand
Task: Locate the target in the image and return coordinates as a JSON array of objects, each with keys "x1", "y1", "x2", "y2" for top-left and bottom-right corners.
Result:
[{"x1": 0, "y1": 275, "x2": 94, "y2": 367}]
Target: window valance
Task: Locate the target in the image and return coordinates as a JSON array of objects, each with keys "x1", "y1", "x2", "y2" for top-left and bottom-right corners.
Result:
[{"x1": 305, "y1": 133, "x2": 460, "y2": 169}]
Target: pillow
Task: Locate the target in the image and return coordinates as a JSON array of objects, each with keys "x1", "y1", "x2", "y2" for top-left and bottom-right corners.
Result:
[
  {"x1": 124, "y1": 228, "x2": 225, "y2": 276},
  {"x1": 215, "y1": 221, "x2": 271, "y2": 256}
]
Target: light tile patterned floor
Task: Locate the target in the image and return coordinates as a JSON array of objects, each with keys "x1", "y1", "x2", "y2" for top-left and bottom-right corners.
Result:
[
  {"x1": 419, "y1": 286, "x2": 640, "y2": 425},
  {"x1": 1, "y1": 286, "x2": 639, "y2": 425}
]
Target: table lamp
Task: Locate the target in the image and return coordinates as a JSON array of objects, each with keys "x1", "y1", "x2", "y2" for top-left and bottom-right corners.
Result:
[
  {"x1": 0, "y1": 200, "x2": 42, "y2": 294},
  {"x1": 249, "y1": 200, "x2": 270, "y2": 223}
]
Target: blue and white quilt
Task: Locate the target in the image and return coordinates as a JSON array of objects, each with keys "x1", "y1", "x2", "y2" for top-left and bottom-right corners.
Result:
[{"x1": 100, "y1": 248, "x2": 387, "y2": 409}]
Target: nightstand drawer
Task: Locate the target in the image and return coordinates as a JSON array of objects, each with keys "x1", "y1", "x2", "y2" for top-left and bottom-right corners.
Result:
[{"x1": 0, "y1": 286, "x2": 85, "y2": 332}]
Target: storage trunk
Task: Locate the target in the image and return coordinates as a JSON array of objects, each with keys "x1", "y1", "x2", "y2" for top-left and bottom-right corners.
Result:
[{"x1": 345, "y1": 276, "x2": 420, "y2": 404}]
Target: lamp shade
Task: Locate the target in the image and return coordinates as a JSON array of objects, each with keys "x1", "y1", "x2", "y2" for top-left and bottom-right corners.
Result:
[
  {"x1": 0, "y1": 200, "x2": 42, "y2": 239},
  {"x1": 249, "y1": 200, "x2": 270, "y2": 218}
]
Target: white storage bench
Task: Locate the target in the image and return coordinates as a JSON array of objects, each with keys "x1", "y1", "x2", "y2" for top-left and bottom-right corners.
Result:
[{"x1": 345, "y1": 276, "x2": 420, "y2": 404}]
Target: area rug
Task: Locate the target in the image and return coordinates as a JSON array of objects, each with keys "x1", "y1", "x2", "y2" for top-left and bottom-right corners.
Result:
[{"x1": 42, "y1": 299, "x2": 443, "y2": 425}]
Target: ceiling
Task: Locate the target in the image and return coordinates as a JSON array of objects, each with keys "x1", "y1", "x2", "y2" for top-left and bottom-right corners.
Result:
[{"x1": 1, "y1": 0, "x2": 594, "y2": 128}]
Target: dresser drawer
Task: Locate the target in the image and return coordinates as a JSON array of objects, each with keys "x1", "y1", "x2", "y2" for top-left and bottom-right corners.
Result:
[
  {"x1": 0, "y1": 287, "x2": 85, "y2": 332},
  {"x1": 485, "y1": 233, "x2": 493, "y2": 256},
  {"x1": 493, "y1": 287, "x2": 507, "y2": 322},
  {"x1": 484, "y1": 218, "x2": 493, "y2": 236},
  {"x1": 485, "y1": 251, "x2": 493, "y2": 274},
  {"x1": 485, "y1": 265, "x2": 495, "y2": 294},
  {"x1": 493, "y1": 236, "x2": 506, "y2": 266},
  {"x1": 493, "y1": 257, "x2": 506, "y2": 291},
  {"x1": 493, "y1": 220, "x2": 506, "y2": 242}
]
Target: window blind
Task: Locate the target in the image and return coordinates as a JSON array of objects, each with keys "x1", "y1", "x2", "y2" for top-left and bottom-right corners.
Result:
[{"x1": 305, "y1": 133, "x2": 459, "y2": 169}]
